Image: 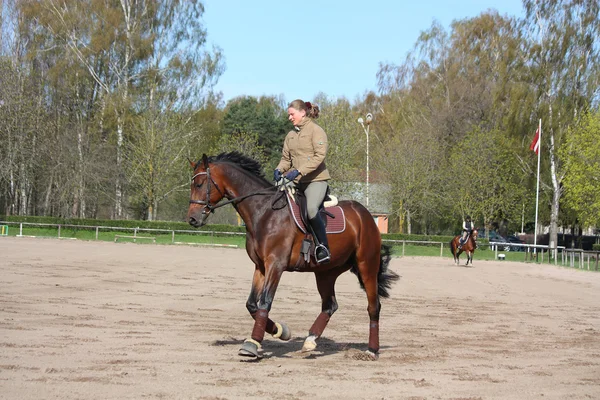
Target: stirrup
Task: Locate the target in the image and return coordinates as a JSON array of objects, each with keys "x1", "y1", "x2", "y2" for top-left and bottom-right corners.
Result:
[{"x1": 315, "y1": 244, "x2": 331, "y2": 264}]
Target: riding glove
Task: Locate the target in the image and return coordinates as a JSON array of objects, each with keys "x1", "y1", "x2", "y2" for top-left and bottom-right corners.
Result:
[
  {"x1": 285, "y1": 169, "x2": 300, "y2": 181},
  {"x1": 273, "y1": 169, "x2": 282, "y2": 182}
]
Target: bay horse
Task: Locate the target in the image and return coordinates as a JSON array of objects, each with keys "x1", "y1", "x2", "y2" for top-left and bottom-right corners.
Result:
[
  {"x1": 450, "y1": 229, "x2": 478, "y2": 266},
  {"x1": 187, "y1": 152, "x2": 399, "y2": 361}
]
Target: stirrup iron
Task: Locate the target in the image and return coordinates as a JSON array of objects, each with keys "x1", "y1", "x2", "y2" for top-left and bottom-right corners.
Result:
[{"x1": 315, "y1": 244, "x2": 331, "y2": 264}]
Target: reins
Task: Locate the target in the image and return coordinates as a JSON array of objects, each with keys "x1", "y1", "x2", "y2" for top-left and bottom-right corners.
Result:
[{"x1": 189, "y1": 167, "x2": 289, "y2": 213}]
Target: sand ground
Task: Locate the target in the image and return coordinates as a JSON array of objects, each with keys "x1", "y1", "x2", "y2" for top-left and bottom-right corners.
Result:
[{"x1": 1, "y1": 237, "x2": 599, "y2": 400}]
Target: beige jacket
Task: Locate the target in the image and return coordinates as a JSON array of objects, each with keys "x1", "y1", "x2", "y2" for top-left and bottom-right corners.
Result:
[{"x1": 276, "y1": 117, "x2": 331, "y2": 183}]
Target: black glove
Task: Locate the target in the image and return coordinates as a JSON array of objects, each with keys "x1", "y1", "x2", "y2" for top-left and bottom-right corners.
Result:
[
  {"x1": 274, "y1": 169, "x2": 282, "y2": 181},
  {"x1": 285, "y1": 169, "x2": 300, "y2": 181}
]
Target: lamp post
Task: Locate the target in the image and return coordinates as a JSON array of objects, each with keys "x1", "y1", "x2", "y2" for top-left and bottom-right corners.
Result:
[{"x1": 357, "y1": 113, "x2": 373, "y2": 207}]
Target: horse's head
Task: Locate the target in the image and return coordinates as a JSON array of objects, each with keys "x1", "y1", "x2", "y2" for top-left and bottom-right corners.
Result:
[
  {"x1": 471, "y1": 229, "x2": 478, "y2": 240},
  {"x1": 187, "y1": 154, "x2": 226, "y2": 228}
]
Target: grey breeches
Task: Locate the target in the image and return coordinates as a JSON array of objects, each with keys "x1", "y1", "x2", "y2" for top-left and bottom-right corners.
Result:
[{"x1": 299, "y1": 181, "x2": 328, "y2": 219}]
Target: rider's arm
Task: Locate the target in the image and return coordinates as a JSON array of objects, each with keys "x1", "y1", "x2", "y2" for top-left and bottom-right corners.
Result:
[{"x1": 462, "y1": 220, "x2": 467, "y2": 230}]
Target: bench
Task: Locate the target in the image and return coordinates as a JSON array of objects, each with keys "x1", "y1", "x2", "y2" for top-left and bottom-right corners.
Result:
[{"x1": 114, "y1": 235, "x2": 156, "y2": 243}]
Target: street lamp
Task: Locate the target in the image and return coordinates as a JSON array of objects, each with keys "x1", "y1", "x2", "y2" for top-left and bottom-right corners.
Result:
[{"x1": 357, "y1": 113, "x2": 373, "y2": 207}]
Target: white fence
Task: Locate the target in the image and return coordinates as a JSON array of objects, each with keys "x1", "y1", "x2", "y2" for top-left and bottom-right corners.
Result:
[
  {"x1": 3, "y1": 221, "x2": 596, "y2": 270},
  {"x1": 0, "y1": 221, "x2": 243, "y2": 248}
]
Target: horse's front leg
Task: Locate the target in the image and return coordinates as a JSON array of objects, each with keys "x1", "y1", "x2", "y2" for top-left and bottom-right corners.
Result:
[
  {"x1": 302, "y1": 269, "x2": 343, "y2": 353},
  {"x1": 238, "y1": 261, "x2": 286, "y2": 359},
  {"x1": 245, "y1": 267, "x2": 291, "y2": 340}
]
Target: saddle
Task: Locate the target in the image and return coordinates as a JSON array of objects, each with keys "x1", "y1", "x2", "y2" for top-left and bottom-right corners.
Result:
[
  {"x1": 285, "y1": 190, "x2": 346, "y2": 235},
  {"x1": 281, "y1": 186, "x2": 345, "y2": 269}
]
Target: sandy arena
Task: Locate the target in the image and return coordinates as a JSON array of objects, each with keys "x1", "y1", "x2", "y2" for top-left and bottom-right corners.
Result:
[{"x1": 1, "y1": 237, "x2": 599, "y2": 399}]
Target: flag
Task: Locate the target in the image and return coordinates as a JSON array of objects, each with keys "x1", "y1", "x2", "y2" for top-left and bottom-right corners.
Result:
[{"x1": 530, "y1": 128, "x2": 540, "y2": 155}]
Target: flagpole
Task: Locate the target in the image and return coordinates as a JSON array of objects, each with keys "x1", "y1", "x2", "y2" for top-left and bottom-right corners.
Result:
[{"x1": 533, "y1": 118, "x2": 541, "y2": 254}]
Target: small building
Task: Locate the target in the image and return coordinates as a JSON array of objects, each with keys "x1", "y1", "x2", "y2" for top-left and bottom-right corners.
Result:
[{"x1": 372, "y1": 213, "x2": 389, "y2": 234}]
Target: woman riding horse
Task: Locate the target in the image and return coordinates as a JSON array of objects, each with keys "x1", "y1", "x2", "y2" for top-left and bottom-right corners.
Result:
[
  {"x1": 188, "y1": 152, "x2": 399, "y2": 361},
  {"x1": 274, "y1": 99, "x2": 331, "y2": 264}
]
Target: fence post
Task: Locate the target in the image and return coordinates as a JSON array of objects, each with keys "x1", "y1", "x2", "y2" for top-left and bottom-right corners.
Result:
[
  {"x1": 172, "y1": 230, "x2": 175, "y2": 243},
  {"x1": 402, "y1": 241, "x2": 405, "y2": 257},
  {"x1": 20, "y1": 223, "x2": 23, "y2": 236},
  {"x1": 440, "y1": 242, "x2": 443, "y2": 257},
  {"x1": 58, "y1": 225, "x2": 61, "y2": 238},
  {"x1": 96, "y1": 226, "x2": 99, "y2": 240}
]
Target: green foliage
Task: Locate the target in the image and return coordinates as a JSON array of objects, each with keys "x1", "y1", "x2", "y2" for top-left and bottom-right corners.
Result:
[
  {"x1": 445, "y1": 127, "x2": 526, "y2": 229},
  {"x1": 221, "y1": 96, "x2": 289, "y2": 169},
  {"x1": 383, "y1": 233, "x2": 455, "y2": 243},
  {"x1": 560, "y1": 110, "x2": 600, "y2": 227}
]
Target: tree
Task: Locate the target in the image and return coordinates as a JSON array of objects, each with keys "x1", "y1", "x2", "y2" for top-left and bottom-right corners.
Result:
[
  {"x1": 560, "y1": 109, "x2": 600, "y2": 227},
  {"x1": 221, "y1": 96, "x2": 289, "y2": 170},
  {"x1": 23, "y1": 0, "x2": 224, "y2": 218},
  {"x1": 445, "y1": 127, "x2": 526, "y2": 234},
  {"x1": 522, "y1": 0, "x2": 600, "y2": 248}
]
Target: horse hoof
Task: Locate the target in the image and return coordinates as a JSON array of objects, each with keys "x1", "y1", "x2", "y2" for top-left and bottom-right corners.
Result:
[
  {"x1": 272, "y1": 322, "x2": 292, "y2": 341},
  {"x1": 350, "y1": 350, "x2": 379, "y2": 361},
  {"x1": 301, "y1": 335, "x2": 317, "y2": 352},
  {"x1": 238, "y1": 340, "x2": 263, "y2": 359}
]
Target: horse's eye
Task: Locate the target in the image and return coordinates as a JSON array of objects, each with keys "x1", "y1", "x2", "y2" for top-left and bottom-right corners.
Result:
[{"x1": 195, "y1": 183, "x2": 203, "y2": 189}]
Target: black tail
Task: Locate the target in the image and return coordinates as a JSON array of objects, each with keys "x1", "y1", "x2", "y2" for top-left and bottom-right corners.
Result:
[
  {"x1": 449, "y1": 239, "x2": 455, "y2": 255},
  {"x1": 350, "y1": 244, "x2": 400, "y2": 299}
]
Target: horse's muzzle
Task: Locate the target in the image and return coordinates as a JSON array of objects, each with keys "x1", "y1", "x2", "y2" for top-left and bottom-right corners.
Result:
[{"x1": 188, "y1": 213, "x2": 208, "y2": 228}]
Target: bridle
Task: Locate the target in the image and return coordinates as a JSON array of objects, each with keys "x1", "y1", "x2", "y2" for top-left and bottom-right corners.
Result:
[
  {"x1": 188, "y1": 167, "x2": 224, "y2": 215},
  {"x1": 188, "y1": 166, "x2": 284, "y2": 215}
]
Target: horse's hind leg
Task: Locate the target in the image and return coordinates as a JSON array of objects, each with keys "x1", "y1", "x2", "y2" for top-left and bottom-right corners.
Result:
[
  {"x1": 302, "y1": 268, "x2": 344, "y2": 352},
  {"x1": 355, "y1": 256, "x2": 383, "y2": 360}
]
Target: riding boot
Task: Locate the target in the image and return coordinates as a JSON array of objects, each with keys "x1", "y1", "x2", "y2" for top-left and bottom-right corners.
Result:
[{"x1": 309, "y1": 216, "x2": 331, "y2": 264}]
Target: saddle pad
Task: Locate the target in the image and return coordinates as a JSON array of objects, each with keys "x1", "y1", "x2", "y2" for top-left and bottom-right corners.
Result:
[{"x1": 286, "y1": 191, "x2": 346, "y2": 234}]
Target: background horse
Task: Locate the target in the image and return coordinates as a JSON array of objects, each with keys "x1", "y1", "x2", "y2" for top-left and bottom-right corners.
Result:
[
  {"x1": 187, "y1": 152, "x2": 399, "y2": 361},
  {"x1": 450, "y1": 229, "x2": 478, "y2": 266}
]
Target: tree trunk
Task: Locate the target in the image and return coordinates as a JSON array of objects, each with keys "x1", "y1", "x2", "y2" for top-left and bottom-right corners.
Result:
[{"x1": 549, "y1": 129, "x2": 561, "y2": 252}]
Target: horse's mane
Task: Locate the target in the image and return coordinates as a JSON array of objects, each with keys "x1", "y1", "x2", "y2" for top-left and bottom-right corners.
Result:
[{"x1": 206, "y1": 151, "x2": 267, "y2": 180}]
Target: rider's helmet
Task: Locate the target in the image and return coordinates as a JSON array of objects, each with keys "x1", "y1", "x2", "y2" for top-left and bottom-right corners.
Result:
[{"x1": 466, "y1": 215, "x2": 471, "y2": 221}]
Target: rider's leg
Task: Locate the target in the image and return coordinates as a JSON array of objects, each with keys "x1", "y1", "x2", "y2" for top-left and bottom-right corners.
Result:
[{"x1": 305, "y1": 181, "x2": 330, "y2": 264}]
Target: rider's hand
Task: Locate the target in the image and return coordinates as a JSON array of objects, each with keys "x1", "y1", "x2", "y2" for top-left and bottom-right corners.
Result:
[
  {"x1": 285, "y1": 169, "x2": 300, "y2": 181},
  {"x1": 273, "y1": 169, "x2": 282, "y2": 182}
]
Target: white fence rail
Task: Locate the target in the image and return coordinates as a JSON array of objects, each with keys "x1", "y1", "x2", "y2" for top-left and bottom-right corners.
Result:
[
  {"x1": 0, "y1": 220, "x2": 244, "y2": 248},
  {"x1": 2, "y1": 221, "x2": 596, "y2": 270}
]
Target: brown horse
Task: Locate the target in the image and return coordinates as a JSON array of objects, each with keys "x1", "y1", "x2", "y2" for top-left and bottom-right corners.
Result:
[
  {"x1": 187, "y1": 152, "x2": 399, "y2": 361},
  {"x1": 450, "y1": 229, "x2": 478, "y2": 266}
]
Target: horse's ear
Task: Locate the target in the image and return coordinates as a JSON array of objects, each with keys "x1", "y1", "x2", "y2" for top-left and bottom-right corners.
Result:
[
  {"x1": 187, "y1": 157, "x2": 195, "y2": 168},
  {"x1": 201, "y1": 154, "x2": 209, "y2": 168}
]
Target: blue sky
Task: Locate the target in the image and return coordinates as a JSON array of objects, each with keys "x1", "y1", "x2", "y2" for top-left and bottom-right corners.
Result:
[{"x1": 203, "y1": 1, "x2": 525, "y2": 104}]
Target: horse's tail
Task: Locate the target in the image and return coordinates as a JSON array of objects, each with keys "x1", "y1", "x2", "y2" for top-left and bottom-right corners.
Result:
[
  {"x1": 350, "y1": 244, "x2": 399, "y2": 299},
  {"x1": 376, "y1": 244, "x2": 399, "y2": 298},
  {"x1": 449, "y1": 238, "x2": 455, "y2": 255}
]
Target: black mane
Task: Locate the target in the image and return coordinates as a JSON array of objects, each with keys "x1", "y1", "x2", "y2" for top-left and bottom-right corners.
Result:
[{"x1": 205, "y1": 151, "x2": 266, "y2": 180}]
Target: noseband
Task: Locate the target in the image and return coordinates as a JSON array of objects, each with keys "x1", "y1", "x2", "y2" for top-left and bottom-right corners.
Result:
[{"x1": 189, "y1": 168, "x2": 224, "y2": 215}]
